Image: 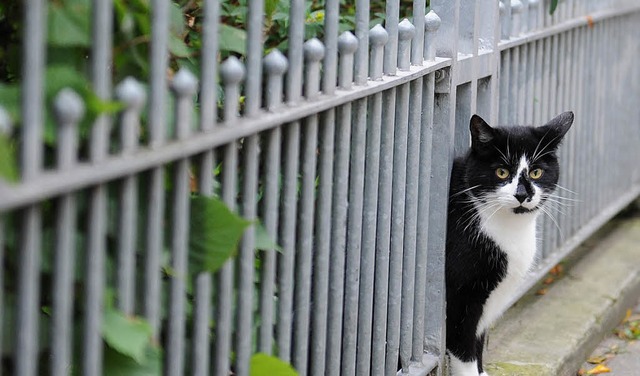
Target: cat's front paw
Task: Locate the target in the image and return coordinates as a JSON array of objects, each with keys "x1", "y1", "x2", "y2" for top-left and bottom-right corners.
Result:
[{"x1": 480, "y1": 372, "x2": 490, "y2": 376}]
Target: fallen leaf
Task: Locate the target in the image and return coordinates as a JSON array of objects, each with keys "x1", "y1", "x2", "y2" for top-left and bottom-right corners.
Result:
[
  {"x1": 578, "y1": 369, "x2": 586, "y2": 375},
  {"x1": 622, "y1": 309, "x2": 632, "y2": 323},
  {"x1": 543, "y1": 277, "x2": 555, "y2": 285},
  {"x1": 536, "y1": 288, "x2": 548, "y2": 296},
  {"x1": 586, "y1": 364, "x2": 611, "y2": 374},
  {"x1": 586, "y1": 15, "x2": 595, "y2": 28},
  {"x1": 550, "y1": 264, "x2": 564, "y2": 276},
  {"x1": 586, "y1": 355, "x2": 607, "y2": 364}
]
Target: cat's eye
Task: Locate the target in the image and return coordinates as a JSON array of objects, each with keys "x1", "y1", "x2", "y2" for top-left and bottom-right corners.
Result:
[
  {"x1": 529, "y1": 168, "x2": 543, "y2": 179},
  {"x1": 495, "y1": 168, "x2": 510, "y2": 179}
]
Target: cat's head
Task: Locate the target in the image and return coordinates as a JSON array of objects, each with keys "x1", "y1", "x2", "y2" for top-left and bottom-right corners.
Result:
[{"x1": 465, "y1": 111, "x2": 574, "y2": 214}]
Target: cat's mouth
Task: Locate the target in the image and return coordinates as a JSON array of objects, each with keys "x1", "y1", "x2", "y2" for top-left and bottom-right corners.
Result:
[{"x1": 513, "y1": 205, "x2": 537, "y2": 214}]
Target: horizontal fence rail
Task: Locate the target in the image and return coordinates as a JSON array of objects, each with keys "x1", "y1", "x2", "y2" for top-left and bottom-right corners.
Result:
[{"x1": 0, "y1": 0, "x2": 639, "y2": 375}]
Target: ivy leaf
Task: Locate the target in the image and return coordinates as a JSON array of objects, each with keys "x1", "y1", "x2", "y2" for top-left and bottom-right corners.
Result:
[
  {"x1": 250, "y1": 353, "x2": 298, "y2": 376},
  {"x1": 549, "y1": 0, "x2": 559, "y2": 15},
  {"x1": 48, "y1": 0, "x2": 91, "y2": 47},
  {"x1": 219, "y1": 24, "x2": 247, "y2": 55},
  {"x1": 254, "y1": 221, "x2": 282, "y2": 252},
  {"x1": 189, "y1": 195, "x2": 251, "y2": 274},
  {"x1": 168, "y1": 34, "x2": 193, "y2": 58},
  {"x1": 103, "y1": 345, "x2": 161, "y2": 376},
  {"x1": 0, "y1": 133, "x2": 17, "y2": 182},
  {"x1": 101, "y1": 308, "x2": 153, "y2": 364}
]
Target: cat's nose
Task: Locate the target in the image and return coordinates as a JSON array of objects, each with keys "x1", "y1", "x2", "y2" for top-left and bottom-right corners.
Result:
[
  {"x1": 514, "y1": 193, "x2": 528, "y2": 203},
  {"x1": 514, "y1": 184, "x2": 528, "y2": 203}
]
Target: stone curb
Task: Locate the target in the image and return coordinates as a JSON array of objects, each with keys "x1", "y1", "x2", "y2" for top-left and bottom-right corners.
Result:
[{"x1": 484, "y1": 217, "x2": 640, "y2": 376}]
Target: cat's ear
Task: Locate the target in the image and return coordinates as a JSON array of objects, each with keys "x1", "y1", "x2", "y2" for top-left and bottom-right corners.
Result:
[
  {"x1": 538, "y1": 111, "x2": 574, "y2": 144},
  {"x1": 470, "y1": 114, "x2": 495, "y2": 150}
]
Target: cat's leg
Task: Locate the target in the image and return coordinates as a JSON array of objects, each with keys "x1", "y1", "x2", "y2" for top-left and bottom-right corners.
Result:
[
  {"x1": 476, "y1": 332, "x2": 490, "y2": 376},
  {"x1": 449, "y1": 354, "x2": 480, "y2": 376}
]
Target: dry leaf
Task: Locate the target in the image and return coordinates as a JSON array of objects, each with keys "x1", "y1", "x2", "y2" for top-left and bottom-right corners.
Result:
[
  {"x1": 586, "y1": 15, "x2": 595, "y2": 28},
  {"x1": 543, "y1": 277, "x2": 555, "y2": 285},
  {"x1": 586, "y1": 355, "x2": 607, "y2": 364},
  {"x1": 622, "y1": 309, "x2": 632, "y2": 323},
  {"x1": 578, "y1": 369, "x2": 586, "y2": 375},
  {"x1": 536, "y1": 288, "x2": 548, "y2": 296},
  {"x1": 550, "y1": 264, "x2": 564, "y2": 275},
  {"x1": 586, "y1": 364, "x2": 611, "y2": 374}
]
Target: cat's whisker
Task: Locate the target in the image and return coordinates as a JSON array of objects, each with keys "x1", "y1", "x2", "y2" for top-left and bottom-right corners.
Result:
[
  {"x1": 451, "y1": 184, "x2": 482, "y2": 199},
  {"x1": 539, "y1": 206, "x2": 564, "y2": 239},
  {"x1": 553, "y1": 184, "x2": 578, "y2": 195},
  {"x1": 544, "y1": 193, "x2": 581, "y2": 202}
]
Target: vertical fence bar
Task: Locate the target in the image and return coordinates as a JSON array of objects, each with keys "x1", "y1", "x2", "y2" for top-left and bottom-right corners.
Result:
[
  {"x1": 0, "y1": 111, "x2": 7, "y2": 374},
  {"x1": 355, "y1": 24, "x2": 388, "y2": 376},
  {"x1": 291, "y1": 39, "x2": 324, "y2": 375},
  {"x1": 145, "y1": 0, "x2": 170, "y2": 336},
  {"x1": 166, "y1": 69, "x2": 197, "y2": 376},
  {"x1": 398, "y1": 18, "x2": 420, "y2": 374},
  {"x1": 234, "y1": 0, "x2": 265, "y2": 366},
  {"x1": 259, "y1": 51, "x2": 287, "y2": 356},
  {"x1": 192, "y1": 1, "x2": 220, "y2": 373},
  {"x1": 412, "y1": 72, "x2": 436, "y2": 365},
  {"x1": 50, "y1": 89, "x2": 83, "y2": 376},
  {"x1": 337, "y1": 31, "x2": 365, "y2": 376},
  {"x1": 213, "y1": 57, "x2": 245, "y2": 375},
  {"x1": 385, "y1": 20, "x2": 415, "y2": 375},
  {"x1": 310, "y1": 103, "x2": 334, "y2": 375},
  {"x1": 307, "y1": 3, "x2": 337, "y2": 372},
  {"x1": 83, "y1": 0, "x2": 114, "y2": 372},
  {"x1": 354, "y1": 0, "x2": 370, "y2": 85},
  {"x1": 15, "y1": 0, "x2": 45, "y2": 374},
  {"x1": 326, "y1": 35, "x2": 357, "y2": 374},
  {"x1": 411, "y1": 0, "x2": 426, "y2": 65},
  {"x1": 384, "y1": 0, "x2": 400, "y2": 75},
  {"x1": 115, "y1": 78, "x2": 145, "y2": 315},
  {"x1": 371, "y1": 85, "x2": 396, "y2": 376},
  {"x1": 278, "y1": 0, "x2": 304, "y2": 362}
]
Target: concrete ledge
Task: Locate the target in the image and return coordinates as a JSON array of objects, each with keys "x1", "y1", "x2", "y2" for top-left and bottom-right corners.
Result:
[{"x1": 485, "y1": 216, "x2": 640, "y2": 376}]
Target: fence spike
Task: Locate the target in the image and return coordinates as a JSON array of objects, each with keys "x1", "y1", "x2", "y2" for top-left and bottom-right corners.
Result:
[
  {"x1": 304, "y1": 38, "x2": 326, "y2": 63},
  {"x1": 337, "y1": 31, "x2": 357, "y2": 89},
  {"x1": 369, "y1": 24, "x2": 389, "y2": 81},
  {"x1": 53, "y1": 88, "x2": 85, "y2": 126},
  {"x1": 424, "y1": 11, "x2": 441, "y2": 61},
  {"x1": 171, "y1": 68, "x2": 199, "y2": 97},
  {"x1": 220, "y1": 56, "x2": 246, "y2": 86},
  {"x1": 304, "y1": 38, "x2": 325, "y2": 99},
  {"x1": 220, "y1": 57, "x2": 245, "y2": 122},
  {"x1": 115, "y1": 77, "x2": 147, "y2": 112},
  {"x1": 264, "y1": 50, "x2": 289, "y2": 111},
  {"x1": 398, "y1": 19, "x2": 416, "y2": 71}
]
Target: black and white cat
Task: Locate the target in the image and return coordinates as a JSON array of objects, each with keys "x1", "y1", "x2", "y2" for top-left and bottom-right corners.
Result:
[{"x1": 445, "y1": 112, "x2": 574, "y2": 376}]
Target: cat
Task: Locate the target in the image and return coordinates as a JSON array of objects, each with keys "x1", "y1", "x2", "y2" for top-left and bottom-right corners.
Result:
[{"x1": 445, "y1": 111, "x2": 574, "y2": 376}]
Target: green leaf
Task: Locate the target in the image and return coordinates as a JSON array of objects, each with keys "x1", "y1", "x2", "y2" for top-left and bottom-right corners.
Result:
[
  {"x1": 0, "y1": 133, "x2": 18, "y2": 182},
  {"x1": 189, "y1": 195, "x2": 251, "y2": 274},
  {"x1": 549, "y1": 0, "x2": 559, "y2": 15},
  {"x1": 219, "y1": 24, "x2": 247, "y2": 55},
  {"x1": 101, "y1": 308, "x2": 153, "y2": 364},
  {"x1": 104, "y1": 345, "x2": 161, "y2": 376},
  {"x1": 254, "y1": 221, "x2": 281, "y2": 252},
  {"x1": 250, "y1": 353, "x2": 298, "y2": 376},
  {"x1": 48, "y1": 0, "x2": 91, "y2": 47},
  {"x1": 168, "y1": 34, "x2": 193, "y2": 58}
]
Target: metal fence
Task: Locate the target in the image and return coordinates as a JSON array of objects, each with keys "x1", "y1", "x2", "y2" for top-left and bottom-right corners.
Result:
[{"x1": 1, "y1": 0, "x2": 639, "y2": 375}]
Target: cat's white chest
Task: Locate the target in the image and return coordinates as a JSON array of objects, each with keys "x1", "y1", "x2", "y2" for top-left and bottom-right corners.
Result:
[{"x1": 476, "y1": 208, "x2": 538, "y2": 336}]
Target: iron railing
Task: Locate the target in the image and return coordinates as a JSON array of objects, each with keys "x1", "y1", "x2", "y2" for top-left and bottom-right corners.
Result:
[{"x1": 1, "y1": 0, "x2": 639, "y2": 375}]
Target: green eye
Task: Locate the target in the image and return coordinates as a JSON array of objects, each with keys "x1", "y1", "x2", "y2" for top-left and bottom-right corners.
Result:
[
  {"x1": 495, "y1": 168, "x2": 510, "y2": 179},
  {"x1": 529, "y1": 168, "x2": 543, "y2": 179}
]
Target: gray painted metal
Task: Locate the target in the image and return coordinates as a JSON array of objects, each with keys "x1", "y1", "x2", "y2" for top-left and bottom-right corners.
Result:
[{"x1": 2, "y1": 1, "x2": 640, "y2": 375}]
